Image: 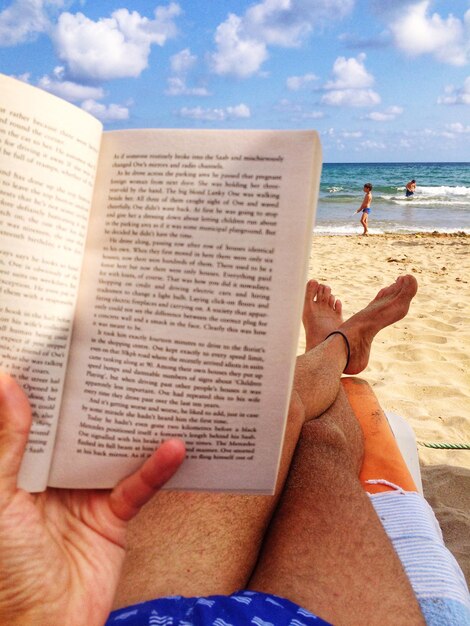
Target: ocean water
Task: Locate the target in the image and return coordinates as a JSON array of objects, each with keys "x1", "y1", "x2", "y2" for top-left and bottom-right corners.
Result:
[{"x1": 315, "y1": 162, "x2": 470, "y2": 235}]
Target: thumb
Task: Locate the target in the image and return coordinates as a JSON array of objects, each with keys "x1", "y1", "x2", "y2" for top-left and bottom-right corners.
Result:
[
  {"x1": 0, "y1": 373, "x2": 32, "y2": 498},
  {"x1": 109, "y1": 438, "x2": 186, "y2": 522}
]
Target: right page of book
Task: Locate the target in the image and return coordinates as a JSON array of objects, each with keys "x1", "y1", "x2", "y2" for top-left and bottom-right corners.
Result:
[{"x1": 49, "y1": 129, "x2": 321, "y2": 493}]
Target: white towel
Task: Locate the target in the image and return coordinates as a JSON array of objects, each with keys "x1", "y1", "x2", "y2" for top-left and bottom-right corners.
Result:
[{"x1": 371, "y1": 490, "x2": 470, "y2": 625}]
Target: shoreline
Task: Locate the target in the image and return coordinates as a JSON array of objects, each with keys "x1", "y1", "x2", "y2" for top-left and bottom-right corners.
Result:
[
  {"x1": 313, "y1": 230, "x2": 470, "y2": 237},
  {"x1": 313, "y1": 231, "x2": 469, "y2": 237},
  {"x1": 300, "y1": 232, "x2": 470, "y2": 582}
]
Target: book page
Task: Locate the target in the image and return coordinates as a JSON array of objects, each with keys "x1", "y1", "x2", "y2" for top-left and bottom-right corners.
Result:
[
  {"x1": 0, "y1": 75, "x2": 103, "y2": 491},
  {"x1": 49, "y1": 129, "x2": 321, "y2": 493}
]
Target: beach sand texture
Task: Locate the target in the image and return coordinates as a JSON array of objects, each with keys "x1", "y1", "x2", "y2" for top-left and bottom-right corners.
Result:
[{"x1": 299, "y1": 233, "x2": 470, "y2": 584}]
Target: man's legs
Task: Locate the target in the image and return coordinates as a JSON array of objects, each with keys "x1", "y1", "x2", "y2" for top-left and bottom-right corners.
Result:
[
  {"x1": 247, "y1": 385, "x2": 424, "y2": 625},
  {"x1": 113, "y1": 275, "x2": 418, "y2": 614},
  {"x1": 113, "y1": 281, "x2": 352, "y2": 607},
  {"x1": 246, "y1": 276, "x2": 423, "y2": 624}
]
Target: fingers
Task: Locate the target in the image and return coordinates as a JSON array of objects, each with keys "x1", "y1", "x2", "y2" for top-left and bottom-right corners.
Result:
[
  {"x1": 109, "y1": 438, "x2": 186, "y2": 522},
  {"x1": 0, "y1": 373, "x2": 32, "y2": 497}
]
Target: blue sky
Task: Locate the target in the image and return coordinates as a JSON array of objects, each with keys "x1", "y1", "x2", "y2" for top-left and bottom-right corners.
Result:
[{"x1": 1, "y1": 0, "x2": 469, "y2": 162}]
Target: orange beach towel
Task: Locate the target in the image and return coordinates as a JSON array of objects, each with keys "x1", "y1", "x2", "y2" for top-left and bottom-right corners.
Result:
[{"x1": 342, "y1": 377, "x2": 418, "y2": 494}]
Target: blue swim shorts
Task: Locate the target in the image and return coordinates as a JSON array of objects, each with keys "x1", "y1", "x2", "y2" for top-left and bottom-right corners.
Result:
[
  {"x1": 362, "y1": 208, "x2": 370, "y2": 214},
  {"x1": 106, "y1": 590, "x2": 332, "y2": 625}
]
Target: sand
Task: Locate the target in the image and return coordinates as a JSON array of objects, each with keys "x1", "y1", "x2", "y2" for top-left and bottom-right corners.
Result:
[{"x1": 298, "y1": 233, "x2": 470, "y2": 584}]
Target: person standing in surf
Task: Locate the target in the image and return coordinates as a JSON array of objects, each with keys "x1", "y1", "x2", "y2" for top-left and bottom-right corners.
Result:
[
  {"x1": 405, "y1": 179, "x2": 416, "y2": 197},
  {"x1": 354, "y1": 182, "x2": 373, "y2": 236}
]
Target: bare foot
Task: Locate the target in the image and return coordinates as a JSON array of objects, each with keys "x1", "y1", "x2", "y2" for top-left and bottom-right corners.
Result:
[
  {"x1": 335, "y1": 275, "x2": 418, "y2": 375},
  {"x1": 302, "y1": 280, "x2": 343, "y2": 352}
]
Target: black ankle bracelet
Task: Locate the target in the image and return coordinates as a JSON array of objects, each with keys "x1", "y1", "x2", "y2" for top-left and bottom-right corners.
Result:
[{"x1": 325, "y1": 330, "x2": 351, "y2": 372}]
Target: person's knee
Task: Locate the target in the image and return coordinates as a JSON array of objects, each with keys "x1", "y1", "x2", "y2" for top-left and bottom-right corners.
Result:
[
  {"x1": 296, "y1": 415, "x2": 363, "y2": 475},
  {"x1": 300, "y1": 418, "x2": 347, "y2": 453}
]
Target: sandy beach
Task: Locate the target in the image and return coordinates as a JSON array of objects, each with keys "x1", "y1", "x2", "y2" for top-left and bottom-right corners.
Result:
[{"x1": 298, "y1": 233, "x2": 470, "y2": 583}]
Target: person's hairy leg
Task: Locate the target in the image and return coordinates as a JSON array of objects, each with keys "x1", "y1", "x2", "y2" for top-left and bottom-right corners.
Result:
[
  {"x1": 113, "y1": 282, "x2": 351, "y2": 609},
  {"x1": 112, "y1": 390, "x2": 306, "y2": 608},
  {"x1": 114, "y1": 275, "x2": 418, "y2": 611},
  {"x1": 247, "y1": 386, "x2": 425, "y2": 626},
  {"x1": 247, "y1": 275, "x2": 423, "y2": 624},
  {"x1": 113, "y1": 389, "x2": 340, "y2": 608}
]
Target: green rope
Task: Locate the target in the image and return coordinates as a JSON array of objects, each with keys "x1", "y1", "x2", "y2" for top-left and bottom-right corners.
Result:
[{"x1": 418, "y1": 441, "x2": 470, "y2": 450}]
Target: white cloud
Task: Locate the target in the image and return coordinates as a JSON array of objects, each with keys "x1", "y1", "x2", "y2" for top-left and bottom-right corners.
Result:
[
  {"x1": 243, "y1": 0, "x2": 309, "y2": 47},
  {"x1": 165, "y1": 48, "x2": 210, "y2": 96},
  {"x1": 321, "y1": 54, "x2": 380, "y2": 107},
  {"x1": 321, "y1": 127, "x2": 368, "y2": 151},
  {"x1": 342, "y1": 131, "x2": 362, "y2": 138},
  {"x1": 389, "y1": 1, "x2": 470, "y2": 65},
  {"x1": 446, "y1": 122, "x2": 470, "y2": 134},
  {"x1": 227, "y1": 104, "x2": 251, "y2": 118},
  {"x1": 34, "y1": 65, "x2": 131, "y2": 121},
  {"x1": 170, "y1": 48, "x2": 197, "y2": 74},
  {"x1": 322, "y1": 128, "x2": 363, "y2": 139},
  {"x1": 81, "y1": 99, "x2": 130, "y2": 122},
  {"x1": 286, "y1": 73, "x2": 318, "y2": 91},
  {"x1": 12, "y1": 72, "x2": 32, "y2": 83},
  {"x1": 302, "y1": 110, "x2": 324, "y2": 119},
  {"x1": 362, "y1": 139, "x2": 386, "y2": 150},
  {"x1": 165, "y1": 77, "x2": 210, "y2": 96},
  {"x1": 402, "y1": 127, "x2": 461, "y2": 141},
  {"x1": 275, "y1": 99, "x2": 324, "y2": 119},
  {"x1": 245, "y1": 0, "x2": 354, "y2": 46},
  {"x1": 210, "y1": 0, "x2": 354, "y2": 77},
  {"x1": 0, "y1": 0, "x2": 64, "y2": 46},
  {"x1": 38, "y1": 70, "x2": 105, "y2": 101},
  {"x1": 365, "y1": 105, "x2": 404, "y2": 121},
  {"x1": 52, "y1": 3, "x2": 181, "y2": 81},
  {"x1": 324, "y1": 53, "x2": 374, "y2": 90},
  {"x1": 179, "y1": 103, "x2": 251, "y2": 121},
  {"x1": 210, "y1": 14, "x2": 268, "y2": 78},
  {"x1": 322, "y1": 89, "x2": 381, "y2": 107},
  {"x1": 437, "y1": 77, "x2": 470, "y2": 105}
]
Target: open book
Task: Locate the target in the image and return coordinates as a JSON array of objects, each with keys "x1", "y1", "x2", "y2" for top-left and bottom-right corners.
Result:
[{"x1": 0, "y1": 73, "x2": 321, "y2": 494}]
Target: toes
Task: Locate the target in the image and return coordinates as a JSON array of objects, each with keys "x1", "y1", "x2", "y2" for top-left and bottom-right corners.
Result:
[
  {"x1": 402, "y1": 274, "x2": 418, "y2": 296},
  {"x1": 375, "y1": 277, "x2": 402, "y2": 301},
  {"x1": 305, "y1": 280, "x2": 319, "y2": 303},
  {"x1": 304, "y1": 280, "x2": 347, "y2": 313},
  {"x1": 317, "y1": 284, "x2": 331, "y2": 304},
  {"x1": 374, "y1": 275, "x2": 418, "y2": 303},
  {"x1": 328, "y1": 294, "x2": 341, "y2": 313}
]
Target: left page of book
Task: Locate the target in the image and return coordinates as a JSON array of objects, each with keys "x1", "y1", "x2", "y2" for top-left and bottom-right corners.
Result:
[{"x1": 0, "y1": 75, "x2": 103, "y2": 492}]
